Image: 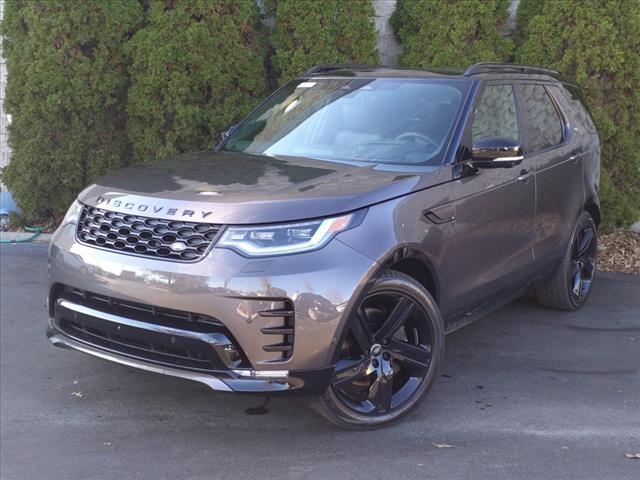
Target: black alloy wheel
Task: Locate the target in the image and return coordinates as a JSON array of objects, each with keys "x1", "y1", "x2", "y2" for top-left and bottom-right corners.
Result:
[
  {"x1": 332, "y1": 291, "x2": 433, "y2": 414},
  {"x1": 311, "y1": 270, "x2": 444, "y2": 428},
  {"x1": 536, "y1": 211, "x2": 598, "y2": 311},
  {"x1": 568, "y1": 221, "x2": 597, "y2": 303}
]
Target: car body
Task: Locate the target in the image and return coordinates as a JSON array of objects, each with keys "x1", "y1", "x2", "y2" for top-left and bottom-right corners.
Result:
[{"x1": 48, "y1": 63, "x2": 600, "y2": 427}]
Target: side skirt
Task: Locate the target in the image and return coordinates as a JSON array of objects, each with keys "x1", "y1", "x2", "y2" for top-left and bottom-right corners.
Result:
[{"x1": 444, "y1": 286, "x2": 527, "y2": 335}]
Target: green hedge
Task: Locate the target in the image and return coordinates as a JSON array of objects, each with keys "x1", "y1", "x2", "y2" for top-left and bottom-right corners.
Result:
[
  {"x1": 513, "y1": 0, "x2": 543, "y2": 45},
  {"x1": 1, "y1": 0, "x2": 143, "y2": 220},
  {"x1": 125, "y1": 0, "x2": 267, "y2": 162},
  {"x1": 270, "y1": 0, "x2": 378, "y2": 83},
  {"x1": 392, "y1": 0, "x2": 513, "y2": 67},
  {"x1": 517, "y1": 0, "x2": 640, "y2": 228}
]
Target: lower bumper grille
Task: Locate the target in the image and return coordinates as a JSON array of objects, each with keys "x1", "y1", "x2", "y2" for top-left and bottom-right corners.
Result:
[
  {"x1": 53, "y1": 288, "x2": 247, "y2": 372},
  {"x1": 59, "y1": 317, "x2": 218, "y2": 371},
  {"x1": 63, "y1": 287, "x2": 222, "y2": 333}
]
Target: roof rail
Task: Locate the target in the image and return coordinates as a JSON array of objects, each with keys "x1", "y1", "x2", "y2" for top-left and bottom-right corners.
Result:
[
  {"x1": 464, "y1": 62, "x2": 560, "y2": 77},
  {"x1": 304, "y1": 64, "x2": 381, "y2": 75}
]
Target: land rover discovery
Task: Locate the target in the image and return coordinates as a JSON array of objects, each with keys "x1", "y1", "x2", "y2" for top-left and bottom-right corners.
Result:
[{"x1": 48, "y1": 63, "x2": 601, "y2": 428}]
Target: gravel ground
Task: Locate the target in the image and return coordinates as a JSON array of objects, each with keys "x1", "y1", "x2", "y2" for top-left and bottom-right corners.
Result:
[{"x1": 598, "y1": 231, "x2": 640, "y2": 274}]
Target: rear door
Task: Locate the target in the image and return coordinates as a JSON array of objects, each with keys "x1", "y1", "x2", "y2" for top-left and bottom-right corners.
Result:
[
  {"x1": 517, "y1": 83, "x2": 584, "y2": 265},
  {"x1": 450, "y1": 82, "x2": 536, "y2": 314}
]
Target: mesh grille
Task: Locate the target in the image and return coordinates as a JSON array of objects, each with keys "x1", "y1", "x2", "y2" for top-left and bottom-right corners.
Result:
[{"x1": 76, "y1": 205, "x2": 222, "y2": 262}]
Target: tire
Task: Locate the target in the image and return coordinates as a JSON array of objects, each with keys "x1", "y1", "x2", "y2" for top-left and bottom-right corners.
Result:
[
  {"x1": 309, "y1": 270, "x2": 445, "y2": 429},
  {"x1": 536, "y1": 211, "x2": 598, "y2": 311},
  {"x1": 0, "y1": 214, "x2": 9, "y2": 232}
]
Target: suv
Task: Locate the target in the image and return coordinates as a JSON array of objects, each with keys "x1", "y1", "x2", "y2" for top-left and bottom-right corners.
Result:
[{"x1": 48, "y1": 63, "x2": 600, "y2": 428}]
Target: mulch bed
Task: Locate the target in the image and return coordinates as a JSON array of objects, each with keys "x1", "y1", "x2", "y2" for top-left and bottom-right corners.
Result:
[{"x1": 598, "y1": 231, "x2": 640, "y2": 275}]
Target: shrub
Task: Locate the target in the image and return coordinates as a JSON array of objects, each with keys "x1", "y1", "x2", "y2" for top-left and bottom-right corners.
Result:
[
  {"x1": 1, "y1": 0, "x2": 143, "y2": 220},
  {"x1": 517, "y1": 0, "x2": 640, "y2": 228},
  {"x1": 392, "y1": 0, "x2": 513, "y2": 68},
  {"x1": 125, "y1": 0, "x2": 267, "y2": 162},
  {"x1": 271, "y1": 0, "x2": 378, "y2": 83},
  {"x1": 513, "y1": 0, "x2": 544, "y2": 46}
]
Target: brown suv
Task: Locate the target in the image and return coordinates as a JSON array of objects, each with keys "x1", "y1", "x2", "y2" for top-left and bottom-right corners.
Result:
[{"x1": 47, "y1": 63, "x2": 600, "y2": 428}]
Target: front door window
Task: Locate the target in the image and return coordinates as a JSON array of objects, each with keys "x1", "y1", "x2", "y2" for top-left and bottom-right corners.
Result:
[{"x1": 472, "y1": 84, "x2": 520, "y2": 143}]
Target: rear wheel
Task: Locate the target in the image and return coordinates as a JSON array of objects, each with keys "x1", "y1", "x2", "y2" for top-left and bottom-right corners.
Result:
[
  {"x1": 536, "y1": 211, "x2": 597, "y2": 310},
  {"x1": 310, "y1": 270, "x2": 444, "y2": 429}
]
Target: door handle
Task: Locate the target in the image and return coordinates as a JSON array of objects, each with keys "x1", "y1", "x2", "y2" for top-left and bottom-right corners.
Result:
[
  {"x1": 517, "y1": 169, "x2": 532, "y2": 183},
  {"x1": 569, "y1": 150, "x2": 581, "y2": 163}
]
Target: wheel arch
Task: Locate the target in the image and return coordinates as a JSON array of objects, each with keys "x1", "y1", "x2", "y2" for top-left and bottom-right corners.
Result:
[
  {"x1": 380, "y1": 247, "x2": 441, "y2": 306},
  {"x1": 328, "y1": 246, "x2": 442, "y2": 365},
  {"x1": 583, "y1": 197, "x2": 601, "y2": 228}
]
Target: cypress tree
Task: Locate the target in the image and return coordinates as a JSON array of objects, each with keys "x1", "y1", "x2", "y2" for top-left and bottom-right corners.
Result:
[
  {"x1": 271, "y1": 0, "x2": 379, "y2": 83},
  {"x1": 125, "y1": 0, "x2": 268, "y2": 162},
  {"x1": 392, "y1": 0, "x2": 513, "y2": 68},
  {"x1": 2, "y1": 0, "x2": 143, "y2": 219}
]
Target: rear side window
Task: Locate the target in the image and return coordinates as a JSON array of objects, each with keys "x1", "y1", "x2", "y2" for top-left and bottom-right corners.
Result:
[
  {"x1": 554, "y1": 85, "x2": 597, "y2": 134},
  {"x1": 472, "y1": 84, "x2": 519, "y2": 143},
  {"x1": 520, "y1": 84, "x2": 564, "y2": 152}
]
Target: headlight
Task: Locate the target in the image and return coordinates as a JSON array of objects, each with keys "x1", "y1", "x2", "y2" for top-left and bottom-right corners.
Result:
[
  {"x1": 217, "y1": 212, "x2": 363, "y2": 257},
  {"x1": 61, "y1": 199, "x2": 82, "y2": 227}
]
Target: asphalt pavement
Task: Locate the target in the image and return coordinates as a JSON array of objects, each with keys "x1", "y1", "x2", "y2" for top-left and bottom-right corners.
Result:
[{"x1": 1, "y1": 243, "x2": 639, "y2": 480}]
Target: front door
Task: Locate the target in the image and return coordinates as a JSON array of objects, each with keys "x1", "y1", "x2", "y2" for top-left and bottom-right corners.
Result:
[{"x1": 449, "y1": 83, "x2": 536, "y2": 314}]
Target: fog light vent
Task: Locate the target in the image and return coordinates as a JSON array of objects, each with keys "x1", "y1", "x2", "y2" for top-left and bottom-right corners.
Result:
[{"x1": 259, "y1": 300, "x2": 295, "y2": 360}]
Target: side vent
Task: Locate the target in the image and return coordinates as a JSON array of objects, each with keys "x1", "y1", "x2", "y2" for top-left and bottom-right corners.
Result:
[{"x1": 259, "y1": 300, "x2": 294, "y2": 360}]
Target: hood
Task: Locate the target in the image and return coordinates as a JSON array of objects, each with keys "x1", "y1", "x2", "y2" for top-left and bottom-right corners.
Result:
[{"x1": 79, "y1": 150, "x2": 445, "y2": 224}]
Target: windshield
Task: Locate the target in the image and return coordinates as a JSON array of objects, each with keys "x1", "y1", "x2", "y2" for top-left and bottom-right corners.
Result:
[{"x1": 222, "y1": 77, "x2": 469, "y2": 165}]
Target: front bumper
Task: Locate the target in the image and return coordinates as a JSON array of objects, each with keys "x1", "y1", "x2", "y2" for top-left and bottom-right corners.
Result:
[
  {"x1": 47, "y1": 323, "x2": 333, "y2": 395},
  {"x1": 48, "y1": 220, "x2": 377, "y2": 394}
]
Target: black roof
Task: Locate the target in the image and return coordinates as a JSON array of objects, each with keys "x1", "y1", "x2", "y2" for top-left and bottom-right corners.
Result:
[{"x1": 304, "y1": 63, "x2": 561, "y2": 80}]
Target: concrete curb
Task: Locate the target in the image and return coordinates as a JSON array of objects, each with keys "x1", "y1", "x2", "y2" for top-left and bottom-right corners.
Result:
[{"x1": 0, "y1": 232, "x2": 52, "y2": 243}]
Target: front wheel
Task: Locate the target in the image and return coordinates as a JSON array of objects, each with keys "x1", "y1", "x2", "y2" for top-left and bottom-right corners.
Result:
[{"x1": 310, "y1": 270, "x2": 445, "y2": 429}]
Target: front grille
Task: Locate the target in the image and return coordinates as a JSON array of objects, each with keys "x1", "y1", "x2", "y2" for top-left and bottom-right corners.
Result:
[{"x1": 76, "y1": 205, "x2": 222, "y2": 262}]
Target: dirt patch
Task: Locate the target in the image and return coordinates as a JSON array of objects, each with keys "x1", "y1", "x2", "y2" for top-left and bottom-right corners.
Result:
[{"x1": 598, "y1": 231, "x2": 640, "y2": 275}]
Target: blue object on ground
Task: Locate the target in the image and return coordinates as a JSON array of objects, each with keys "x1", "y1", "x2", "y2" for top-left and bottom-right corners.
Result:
[{"x1": 0, "y1": 190, "x2": 21, "y2": 216}]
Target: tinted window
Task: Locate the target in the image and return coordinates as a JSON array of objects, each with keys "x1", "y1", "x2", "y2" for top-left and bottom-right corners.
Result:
[
  {"x1": 554, "y1": 84, "x2": 596, "y2": 134},
  {"x1": 223, "y1": 78, "x2": 469, "y2": 165},
  {"x1": 472, "y1": 84, "x2": 519, "y2": 143},
  {"x1": 521, "y1": 84, "x2": 564, "y2": 152}
]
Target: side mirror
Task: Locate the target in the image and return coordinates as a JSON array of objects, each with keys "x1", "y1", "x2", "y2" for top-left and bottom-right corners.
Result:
[
  {"x1": 220, "y1": 124, "x2": 238, "y2": 142},
  {"x1": 471, "y1": 137, "x2": 523, "y2": 168}
]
